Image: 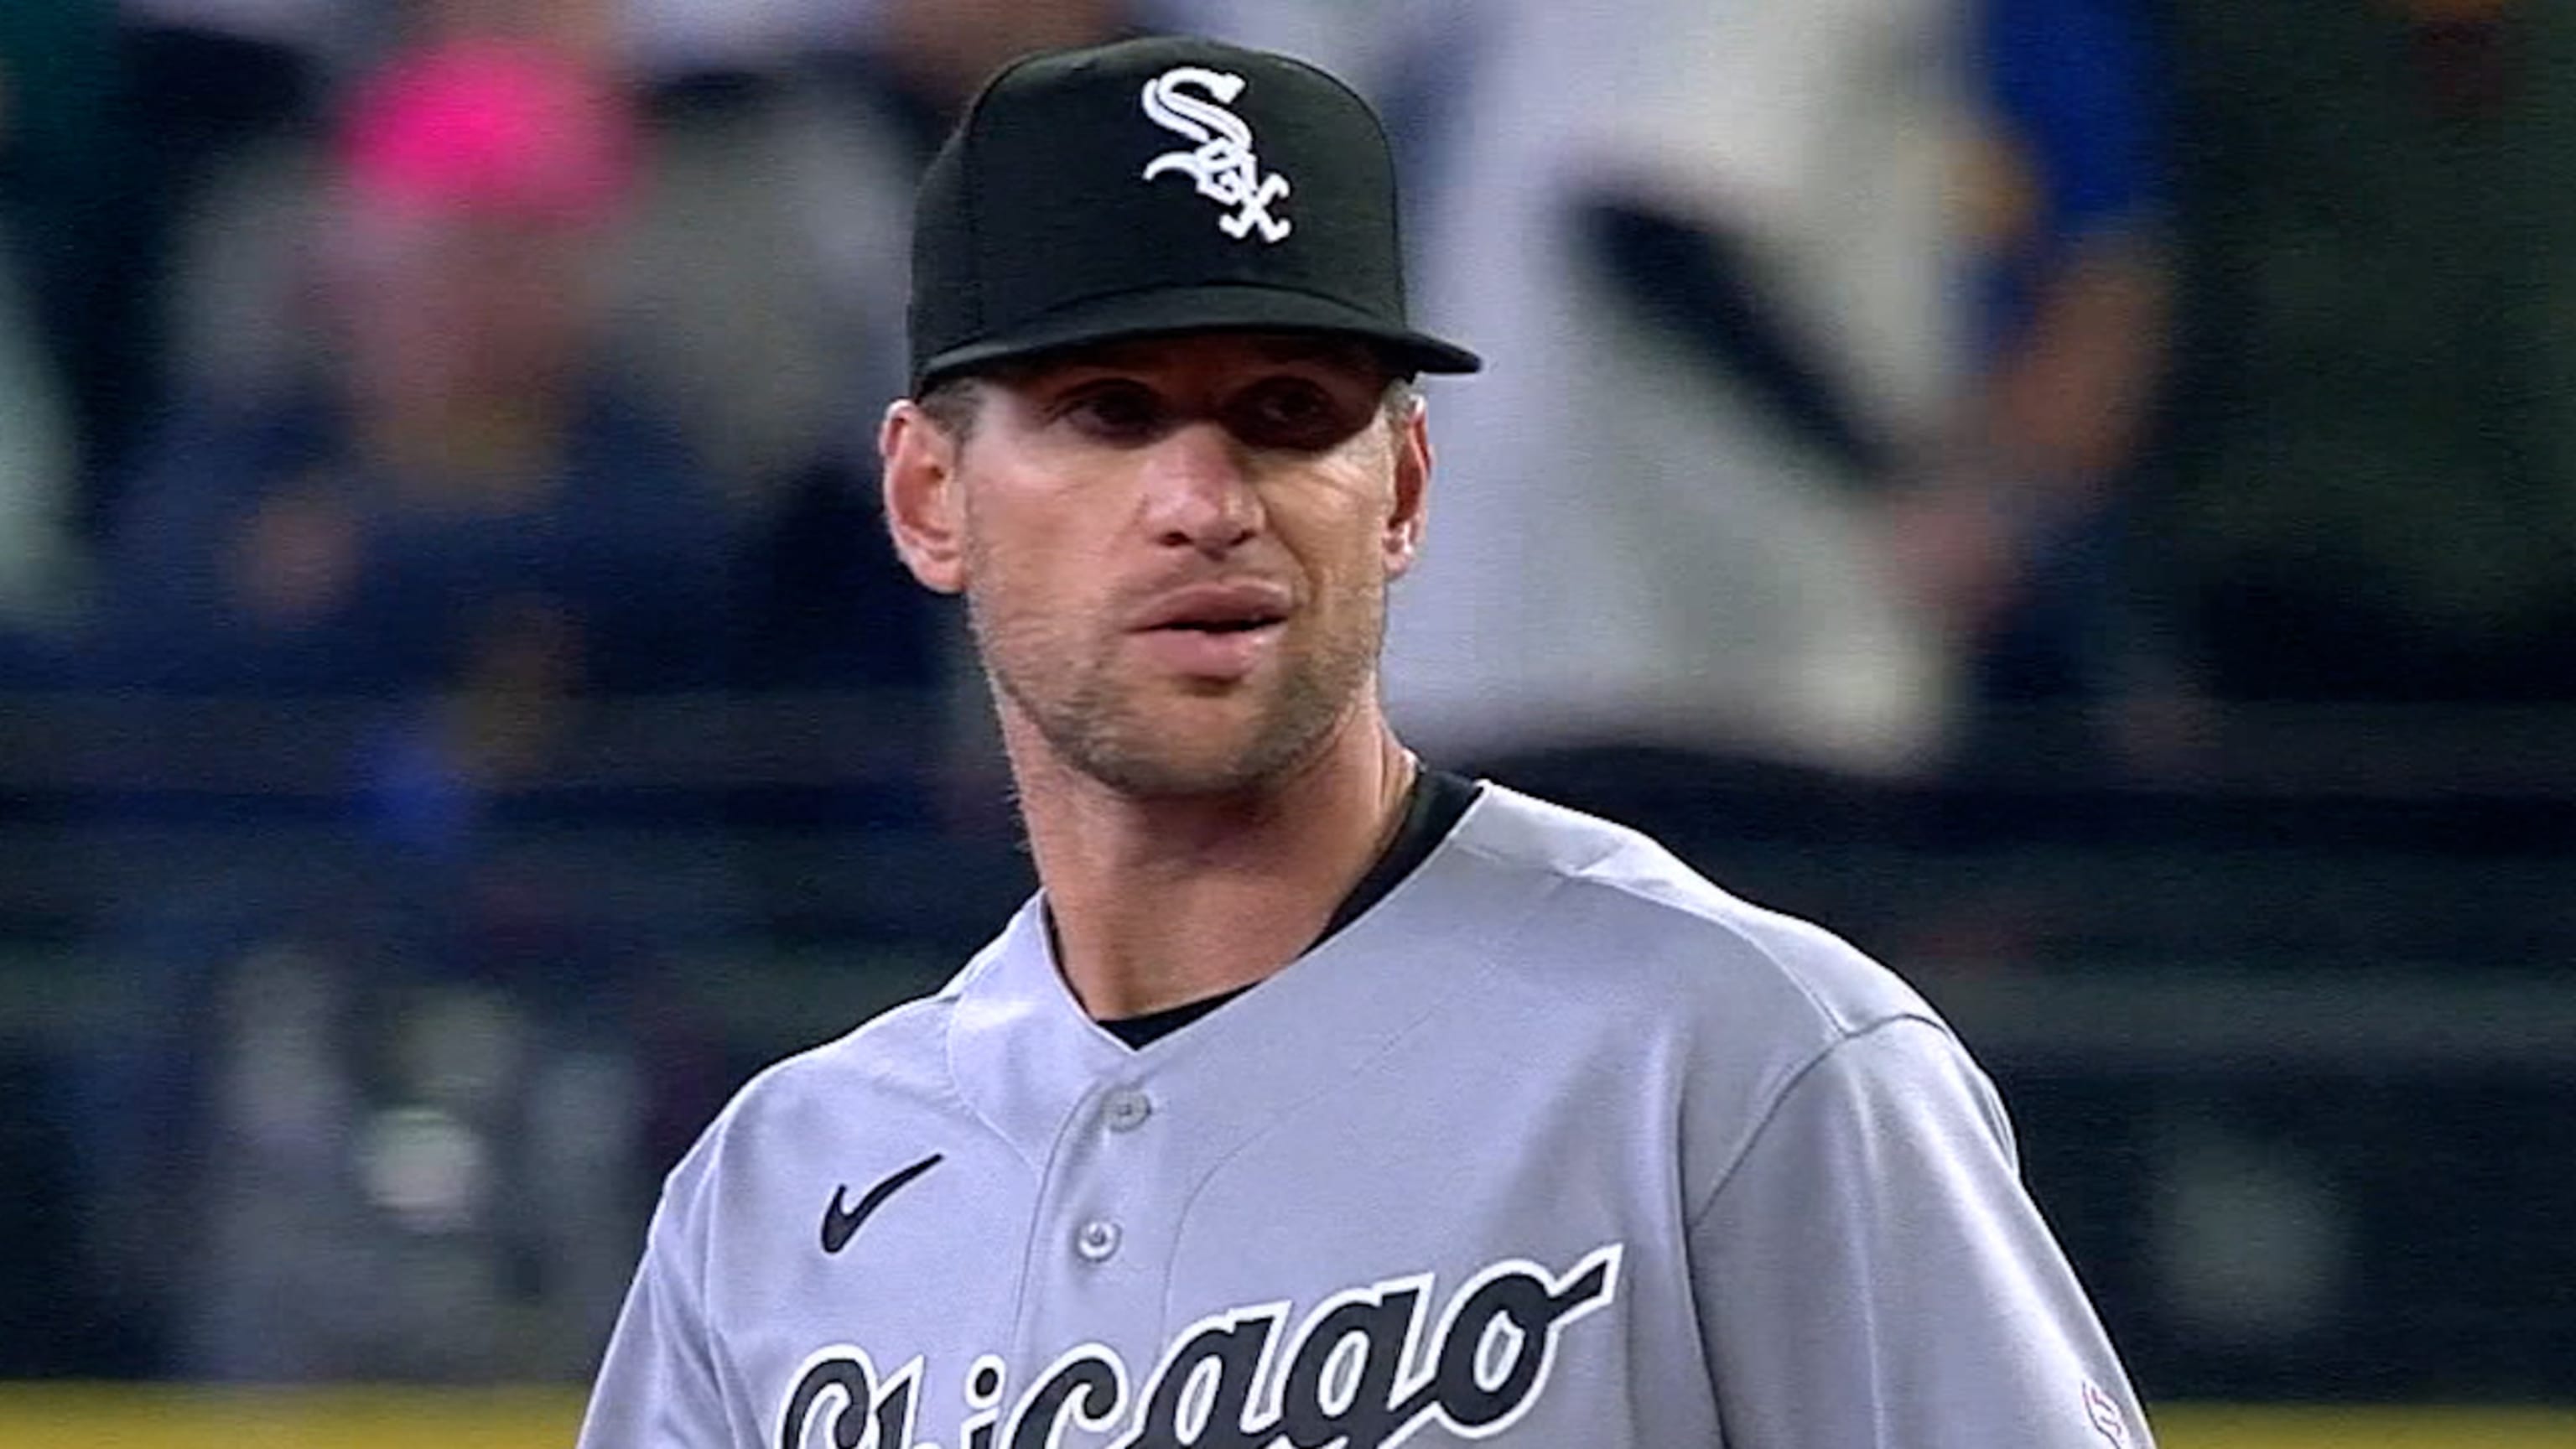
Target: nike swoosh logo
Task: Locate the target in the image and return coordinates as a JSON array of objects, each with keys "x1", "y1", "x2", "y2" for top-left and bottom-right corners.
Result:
[{"x1": 821, "y1": 1153, "x2": 944, "y2": 1255}]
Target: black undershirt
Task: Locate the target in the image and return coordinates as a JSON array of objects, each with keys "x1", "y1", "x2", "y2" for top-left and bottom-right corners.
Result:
[{"x1": 1097, "y1": 769, "x2": 1482, "y2": 1048}]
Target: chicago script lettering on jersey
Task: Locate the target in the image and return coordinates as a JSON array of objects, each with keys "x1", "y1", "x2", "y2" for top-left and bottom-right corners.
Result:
[
  {"x1": 776, "y1": 1244, "x2": 1623, "y2": 1449},
  {"x1": 1140, "y1": 66, "x2": 1293, "y2": 243}
]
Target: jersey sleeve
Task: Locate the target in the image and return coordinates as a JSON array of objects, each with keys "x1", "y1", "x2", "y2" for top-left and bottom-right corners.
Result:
[
  {"x1": 1689, "y1": 1016, "x2": 2153, "y2": 1448},
  {"x1": 577, "y1": 1168, "x2": 746, "y2": 1449}
]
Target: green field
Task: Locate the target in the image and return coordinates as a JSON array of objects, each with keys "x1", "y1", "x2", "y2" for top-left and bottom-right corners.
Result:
[{"x1": 0, "y1": 1387, "x2": 2569, "y2": 1447}]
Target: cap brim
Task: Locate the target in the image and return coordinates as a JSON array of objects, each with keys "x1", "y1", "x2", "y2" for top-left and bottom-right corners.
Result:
[{"x1": 914, "y1": 283, "x2": 1481, "y2": 391}]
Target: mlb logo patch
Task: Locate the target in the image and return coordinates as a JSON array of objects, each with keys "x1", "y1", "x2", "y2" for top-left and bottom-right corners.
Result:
[{"x1": 2083, "y1": 1379, "x2": 2132, "y2": 1447}]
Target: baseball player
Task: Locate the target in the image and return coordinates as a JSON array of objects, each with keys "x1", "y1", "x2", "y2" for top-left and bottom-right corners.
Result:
[{"x1": 579, "y1": 34, "x2": 2154, "y2": 1449}]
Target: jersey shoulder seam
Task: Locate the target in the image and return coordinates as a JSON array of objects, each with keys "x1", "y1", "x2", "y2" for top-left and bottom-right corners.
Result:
[
  {"x1": 690, "y1": 992, "x2": 976, "y2": 1168},
  {"x1": 1684, "y1": 1012, "x2": 1952, "y2": 1229},
  {"x1": 1451, "y1": 821, "x2": 1901, "y2": 1039}
]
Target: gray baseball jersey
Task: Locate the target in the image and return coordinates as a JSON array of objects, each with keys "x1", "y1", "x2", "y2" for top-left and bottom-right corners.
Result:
[{"x1": 579, "y1": 782, "x2": 2153, "y2": 1448}]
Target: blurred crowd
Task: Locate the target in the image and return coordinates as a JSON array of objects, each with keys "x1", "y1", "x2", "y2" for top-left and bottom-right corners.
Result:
[{"x1": 2, "y1": 0, "x2": 2571, "y2": 1390}]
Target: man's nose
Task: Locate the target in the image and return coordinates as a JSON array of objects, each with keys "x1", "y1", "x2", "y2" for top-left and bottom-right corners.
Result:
[{"x1": 1140, "y1": 421, "x2": 1261, "y2": 554}]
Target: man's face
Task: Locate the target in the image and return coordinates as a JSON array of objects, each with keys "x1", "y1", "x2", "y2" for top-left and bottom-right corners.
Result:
[{"x1": 882, "y1": 332, "x2": 1430, "y2": 798}]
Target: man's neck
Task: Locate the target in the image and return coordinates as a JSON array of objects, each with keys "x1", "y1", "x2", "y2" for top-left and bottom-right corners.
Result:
[{"x1": 1010, "y1": 708, "x2": 1418, "y2": 1021}]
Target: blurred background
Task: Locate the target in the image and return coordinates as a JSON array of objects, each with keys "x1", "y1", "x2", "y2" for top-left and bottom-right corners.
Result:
[{"x1": 0, "y1": 0, "x2": 2569, "y2": 1442}]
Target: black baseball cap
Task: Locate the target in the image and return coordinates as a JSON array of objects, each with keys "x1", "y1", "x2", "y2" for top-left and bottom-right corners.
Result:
[{"x1": 906, "y1": 34, "x2": 1480, "y2": 392}]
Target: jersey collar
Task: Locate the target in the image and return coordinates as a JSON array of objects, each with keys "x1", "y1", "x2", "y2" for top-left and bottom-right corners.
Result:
[{"x1": 943, "y1": 782, "x2": 1552, "y2": 1173}]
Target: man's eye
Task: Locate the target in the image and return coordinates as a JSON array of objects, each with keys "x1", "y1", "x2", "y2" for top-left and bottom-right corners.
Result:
[
  {"x1": 1062, "y1": 387, "x2": 1164, "y2": 438},
  {"x1": 1235, "y1": 382, "x2": 1358, "y2": 447}
]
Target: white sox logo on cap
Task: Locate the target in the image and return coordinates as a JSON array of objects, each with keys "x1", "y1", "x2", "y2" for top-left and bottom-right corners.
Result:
[{"x1": 1140, "y1": 66, "x2": 1293, "y2": 244}]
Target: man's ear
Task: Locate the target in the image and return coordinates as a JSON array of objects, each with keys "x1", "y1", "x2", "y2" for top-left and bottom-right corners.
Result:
[
  {"x1": 880, "y1": 400, "x2": 968, "y2": 595},
  {"x1": 1384, "y1": 393, "x2": 1431, "y2": 580}
]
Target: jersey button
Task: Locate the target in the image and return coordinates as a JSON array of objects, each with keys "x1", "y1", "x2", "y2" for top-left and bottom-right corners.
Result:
[
  {"x1": 1075, "y1": 1219, "x2": 1122, "y2": 1263},
  {"x1": 1104, "y1": 1090, "x2": 1153, "y2": 1133}
]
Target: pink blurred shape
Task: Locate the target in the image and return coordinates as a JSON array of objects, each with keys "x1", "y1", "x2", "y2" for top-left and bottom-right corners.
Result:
[{"x1": 337, "y1": 38, "x2": 638, "y2": 228}]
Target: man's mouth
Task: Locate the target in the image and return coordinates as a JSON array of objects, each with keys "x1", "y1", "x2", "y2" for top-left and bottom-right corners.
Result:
[
  {"x1": 1134, "y1": 582, "x2": 1296, "y2": 635},
  {"x1": 1159, "y1": 615, "x2": 1284, "y2": 634},
  {"x1": 1130, "y1": 583, "x2": 1295, "y2": 678}
]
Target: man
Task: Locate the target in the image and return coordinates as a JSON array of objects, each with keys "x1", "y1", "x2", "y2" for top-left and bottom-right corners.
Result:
[{"x1": 579, "y1": 34, "x2": 2155, "y2": 1448}]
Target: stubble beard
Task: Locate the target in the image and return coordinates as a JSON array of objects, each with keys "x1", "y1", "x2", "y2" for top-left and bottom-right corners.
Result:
[{"x1": 971, "y1": 581, "x2": 1385, "y2": 801}]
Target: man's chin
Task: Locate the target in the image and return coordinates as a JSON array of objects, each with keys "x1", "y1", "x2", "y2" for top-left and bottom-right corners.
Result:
[
  {"x1": 1067, "y1": 708, "x2": 1334, "y2": 802},
  {"x1": 1074, "y1": 744, "x2": 1298, "y2": 802}
]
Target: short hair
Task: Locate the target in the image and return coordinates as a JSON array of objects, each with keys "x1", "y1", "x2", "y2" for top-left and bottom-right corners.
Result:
[{"x1": 915, "y1": 373, "x2": 989, "y2": 444}]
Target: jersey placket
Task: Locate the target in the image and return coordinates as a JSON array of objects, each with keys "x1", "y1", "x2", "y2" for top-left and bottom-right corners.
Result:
[{"x1": 1014, "y1": 1072, "x2": 1181, "y2": 1378}]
